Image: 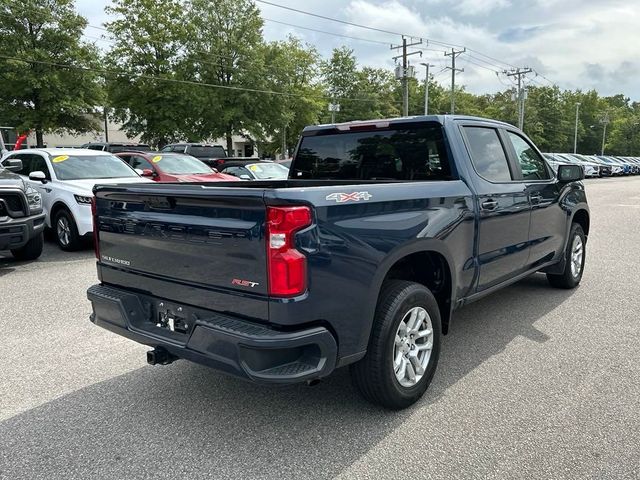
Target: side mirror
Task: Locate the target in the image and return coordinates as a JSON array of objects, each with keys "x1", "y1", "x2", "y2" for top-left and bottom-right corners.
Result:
[
  {"x1": 141, "y1": 168, "x2": 155, "y2": 177},
  {"x1": 557, "y1": 164, "x2": 584, "y2": 183},
  {"x1": 4, "y1": 158, "x2": 22, "y2": 172},
  {"x1": 29, "y1": 171, "x2": 47, "y2": 183},
  {"x1": 239, "y1": 174, "x2": 252, "y2": 180}
]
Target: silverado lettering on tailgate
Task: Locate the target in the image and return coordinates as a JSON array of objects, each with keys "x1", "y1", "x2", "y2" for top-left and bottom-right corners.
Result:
[{"x1": 99, "y1": 216, "x2": 250, "y2": 246}]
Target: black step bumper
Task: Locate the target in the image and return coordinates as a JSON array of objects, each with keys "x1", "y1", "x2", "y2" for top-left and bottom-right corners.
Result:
[{"x1": 87, "y1": 284, "x2": 337, "y2": 384}]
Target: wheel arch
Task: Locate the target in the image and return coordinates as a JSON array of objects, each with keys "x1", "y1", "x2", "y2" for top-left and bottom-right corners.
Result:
[
  {"x1": 369, "y1": 240, "x2": 457, "y2": 338},
  {"x1": 571, "y1": 208, "x2": 590, "y2": 237},
  {"x1": 50, "y1": 200, "x2": 73, "y2": 226}
]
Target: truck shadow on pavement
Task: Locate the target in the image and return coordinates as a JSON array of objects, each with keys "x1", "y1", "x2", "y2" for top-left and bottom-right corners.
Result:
[{"x1": 0, "y1": 275, "x2": 570, "y2": 479}]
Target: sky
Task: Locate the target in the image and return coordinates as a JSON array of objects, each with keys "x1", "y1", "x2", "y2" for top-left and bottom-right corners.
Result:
[{"x1": 76, "y1": 0, "x2": 640, "y2": 100}]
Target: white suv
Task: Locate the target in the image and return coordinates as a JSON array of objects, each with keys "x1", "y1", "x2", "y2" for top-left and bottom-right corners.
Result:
[{"x1": 1, "y1": 148, "x2": 150, "y2": 250}]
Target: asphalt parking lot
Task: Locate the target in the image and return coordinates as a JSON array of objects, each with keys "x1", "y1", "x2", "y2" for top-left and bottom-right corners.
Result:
[{"x1": 1, "y1": 177, "x2": 639, "y2": 480}]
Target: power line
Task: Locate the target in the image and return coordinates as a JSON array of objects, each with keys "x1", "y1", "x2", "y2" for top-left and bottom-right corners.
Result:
[
  {"x1": 0, "y1": 53, "x2": 390, "y2": 104},
  {"x1": 254, "y1": 0, "x2": 521, "y2": 71},
  {"x1": 3, "y1": 9, "x2": 535, "y2": 86},
  {"x1": 262, "y1": 18, "x2": 391, "y2": 46},
  {"x1": 255, "y1": 0, "x2": 411, "y2": 38}
]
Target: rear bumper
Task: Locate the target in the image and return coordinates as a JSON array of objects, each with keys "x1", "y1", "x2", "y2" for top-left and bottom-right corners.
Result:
[
  {"x1": 87, "y1": 284, "x2": 337, "y2": 384},
  {"x1": 0, "y1": 212, "x2": 45, "y2": 250}
]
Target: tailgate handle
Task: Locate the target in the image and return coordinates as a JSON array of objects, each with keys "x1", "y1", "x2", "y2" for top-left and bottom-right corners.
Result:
[{"x1": 142, "y1": 196, "x2": 176, "y2": 210}]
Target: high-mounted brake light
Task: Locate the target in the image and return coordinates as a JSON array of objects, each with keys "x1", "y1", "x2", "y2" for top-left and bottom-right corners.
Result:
[
  {"x1": 266, "y1": 206, "x2": 312, "y2": 297},
  {"x1": 91, "y1": 197, "x2": 100, "y2": 260}
]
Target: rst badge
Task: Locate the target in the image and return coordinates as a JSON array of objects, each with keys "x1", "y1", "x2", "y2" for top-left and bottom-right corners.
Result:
[{"x1": 326, "y1": 192, "x2": 372, "y2": 203}]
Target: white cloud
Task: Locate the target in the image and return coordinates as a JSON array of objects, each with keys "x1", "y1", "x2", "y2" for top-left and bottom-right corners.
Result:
[
  {"x1": 76, "y1": 0, "x2": 640, "y2": 99},
  {"x1": 453, "y1": 0, "x2": 510, "y2": 16}
]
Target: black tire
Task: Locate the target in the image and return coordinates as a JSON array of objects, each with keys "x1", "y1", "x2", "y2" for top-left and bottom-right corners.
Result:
[
  {"x1": 350, "y1": 280, "x2": 441, "y2": 410},
  {"x1": 547, "y1": 223, "x2": 586, "y2": 289},
  {"x1": 54, "y1": 209, "x2": 82, "y2": 251},
  {"x1": 10, "y1": 232, "x2": 44, "y2": 261}
]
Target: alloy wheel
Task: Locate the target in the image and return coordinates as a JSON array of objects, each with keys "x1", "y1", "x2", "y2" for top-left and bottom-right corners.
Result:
[{"x1": 393, "y1": 306, "x2": 434, "y2": 388}]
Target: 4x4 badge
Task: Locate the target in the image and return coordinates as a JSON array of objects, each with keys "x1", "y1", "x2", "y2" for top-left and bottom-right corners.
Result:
[{"x1": 326, "y1": 192, "x2": 372, "y2": 203}]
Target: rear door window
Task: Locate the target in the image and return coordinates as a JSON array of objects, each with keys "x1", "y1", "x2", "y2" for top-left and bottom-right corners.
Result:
[
  {"x1": 293, "y1": 125, "x2": 452, "y2": 180},
  {"x1": 463, "y1": 127, "x2": 513, "y2": 182}
]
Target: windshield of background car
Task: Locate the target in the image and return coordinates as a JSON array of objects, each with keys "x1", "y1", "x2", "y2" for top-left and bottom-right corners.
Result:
[
  {"x1": 189, "y1": 145, "x2": 226, "y2": 158},
  {"x1": 246, "y1": 163, "x2": 289, "y2": 179},
  {"x1": 154, "y1": 154, "x2": 213, "y2": 174},
  {"x1": 50, "y1": 154, "x2": 139, "y2": 180},
  {"x1": 293, "y1": 125, "x2": 453, "y2": 180}
]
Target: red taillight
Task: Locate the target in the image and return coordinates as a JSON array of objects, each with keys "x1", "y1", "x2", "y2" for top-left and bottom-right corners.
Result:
[
  {"x1": 91, "y1": 197, "x2": 100, "y2": 260},
  {"x1": 266, "y1": 206, "x2": 312, "y2": 297}
]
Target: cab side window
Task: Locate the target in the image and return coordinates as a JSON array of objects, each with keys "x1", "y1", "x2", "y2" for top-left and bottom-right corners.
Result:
[
  {"x1": 506, "y1": 131, "x2": 550, "y2": 180},
  {"x1": 464, "y1": 127, "x2": 513, "y2": 182},
  {"x1": 130, "y1": 155, "x2": 153, "y2": 170},
  {"x1": 31, "y1": 155, "x2": 52, "y2": 180}
]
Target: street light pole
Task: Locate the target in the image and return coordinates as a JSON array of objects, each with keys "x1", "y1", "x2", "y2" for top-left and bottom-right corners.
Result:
[
  {"x1": 600, "y1": 113, "x2": 610, "y2": 156},
  {"x1": 420, "y1": 63, "x2": 434, "y2": 115},
  {"x1": 573, "y1": 102, "x2": 580, "y2": 154}
]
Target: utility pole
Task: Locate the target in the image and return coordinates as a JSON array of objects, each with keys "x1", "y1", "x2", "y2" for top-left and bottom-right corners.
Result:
[
  {"x1": 573, "y1": 102, "x2": 581, "y2": 154},
  {"x1": 444, "y1": 48, "x2": 465, "y2": 114},
  {"x1": 328, "y1": 100, "x2": 340, "y2": 123},
  {"x1": 420, "y1": 62, "x2": 435, "y2": 115},
  {"x1": 391, "y1": 36, "x2": 423, "y2": 117},
  {"x1": 282, "y1": 126, "x2": 287, "y2": 160},
  {"x1": 103, "y1": 107, "x2": 109, "y2": 143},
  {"x1": 505, "y1": 67, "x2": 532, "y2": 130},
  {"x1": 600, "y1": 113, "x2": 610, "y2": 156}
]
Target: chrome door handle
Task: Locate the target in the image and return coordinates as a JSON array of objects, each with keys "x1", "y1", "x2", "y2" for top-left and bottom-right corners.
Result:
[
  {"x1": 530, "y1": 194, "x2": 542, "y2": 204},
  {"x1": 481, "y1": 199, "x2": 498, "y2": 211}
]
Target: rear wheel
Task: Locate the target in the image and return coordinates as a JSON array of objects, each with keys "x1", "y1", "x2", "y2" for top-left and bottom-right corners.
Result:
[
  {"x1": 547, "y1": 223, "x2": 585, "y2": 289},
  {"x1": 54, "y1": 209, "x2": 82, "y2": 251},
  {"x1": 350, "y1": 280, "x2": 441, "y2": 409},
  {"x1": 11, "y1": 232, "x2": 44, "y2": 261}
]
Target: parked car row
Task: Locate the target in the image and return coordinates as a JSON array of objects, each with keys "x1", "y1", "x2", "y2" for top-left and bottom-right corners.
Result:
[
  {"x1": 0, "y1": 146, "x2": 291, "y2": 253},
  {"x1": 543, "y1": 153, "x2": 640, "y2": 177}
]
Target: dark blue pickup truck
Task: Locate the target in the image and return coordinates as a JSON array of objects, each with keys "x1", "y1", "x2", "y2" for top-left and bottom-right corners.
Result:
[{"x1": 87, "y1": 115, "x2": 589, "y2": 409}]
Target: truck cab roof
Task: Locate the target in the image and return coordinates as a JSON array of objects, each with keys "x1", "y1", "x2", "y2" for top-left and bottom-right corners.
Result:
[{"x1": 303, "y1": 115, "x2": 513, "y2": 135}]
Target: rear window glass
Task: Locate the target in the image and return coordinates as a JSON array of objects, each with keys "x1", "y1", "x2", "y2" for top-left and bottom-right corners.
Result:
[
  {"x1": 189, "y1": 145, "x2": 227, "y2": 158},
  {"x1": 293, "y1": 126, "x2": 453, "y2": 181}
]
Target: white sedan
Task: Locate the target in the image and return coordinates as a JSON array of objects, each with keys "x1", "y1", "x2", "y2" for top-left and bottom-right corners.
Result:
[{"x1": 1, "y1": 148, "x2": 151, "y2": 250}]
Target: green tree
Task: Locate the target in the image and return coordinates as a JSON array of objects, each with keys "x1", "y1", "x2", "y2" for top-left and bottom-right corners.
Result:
[
  {"x1": 184, "y1": 0, "x2": 267, "y2": 153},
  {"x1": 104, "y1": 0, "x2": 191, "y2": 147},
  {"x1": 321, "y1": 47, "x2": 399, "y2": 123},
  {"x1": 0, "y1": 0, "x2": 103, "y2": 146},
  {"x1": 320, "y1": 47, "x2": 360, "y2": 122},
  {"x1": 523, "y1": 86, "x2": 570, "y2": 152},
  {"x1": 261, "y1": 37, "x2": 324, "y2": 157}
]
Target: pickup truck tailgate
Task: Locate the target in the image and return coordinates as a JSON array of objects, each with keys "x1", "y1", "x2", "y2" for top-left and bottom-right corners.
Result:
[{"x1": 94, "y1": 184, "x2": 268, "y2": 312}]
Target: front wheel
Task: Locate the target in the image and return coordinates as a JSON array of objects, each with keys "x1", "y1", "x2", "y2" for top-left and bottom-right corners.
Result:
[
  {"x1": 54, "y1": 209, "x2": 82, "y2": 251},
  {"x1": 350, "y1": 280, "x2": 441, "y2": 409},
  {"x1": 547, "y1": 223, "x2": 586, "y2": 289}
]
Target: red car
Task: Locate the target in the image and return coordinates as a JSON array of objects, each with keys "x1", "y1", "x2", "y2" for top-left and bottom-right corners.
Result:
[{"x1": 116, "y1": 151, "x2": 239, "y2": 182}]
